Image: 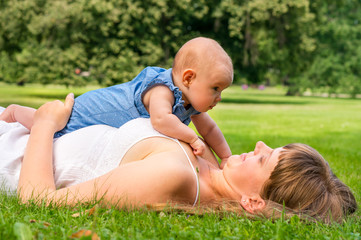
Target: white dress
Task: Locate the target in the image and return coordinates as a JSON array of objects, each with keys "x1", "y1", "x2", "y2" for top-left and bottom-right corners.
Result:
[{"x1": 0, "y1": 108, "x2": 199, "y2": 205}]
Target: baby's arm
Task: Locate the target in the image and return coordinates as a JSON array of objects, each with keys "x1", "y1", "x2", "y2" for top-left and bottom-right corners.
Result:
[
  {"x1": 191, "y1": 113, "x2": 232, "y2": 168},
  {"x1": 0, "y1": 104, "x2": 36, "y2": 130},
  {"x1": 143, "y1": 85, "x2": 206, "y2": 155}
]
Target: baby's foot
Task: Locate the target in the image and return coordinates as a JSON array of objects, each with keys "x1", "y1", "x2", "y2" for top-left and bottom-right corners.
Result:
[{"x1": 0, "y1": 104, "x2": 18, "y2": 123}]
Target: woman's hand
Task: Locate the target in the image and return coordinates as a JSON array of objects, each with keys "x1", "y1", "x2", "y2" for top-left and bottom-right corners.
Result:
[{"x1": 33, "y1": 93, "x2": 74, "y2": 132}]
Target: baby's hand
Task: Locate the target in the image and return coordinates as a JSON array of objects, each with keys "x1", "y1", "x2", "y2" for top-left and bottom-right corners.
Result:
[
  {"x1": 220, "y1": 157, "x2": 229, "y2": 169},
  {"x1": 190, "y1": 138, "x2": 206, "y2": 156}
]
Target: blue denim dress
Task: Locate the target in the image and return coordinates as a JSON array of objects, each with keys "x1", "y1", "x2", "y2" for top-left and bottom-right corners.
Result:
[{"x1": 54, "y1": 67, "x2": 200, "y2": 138}]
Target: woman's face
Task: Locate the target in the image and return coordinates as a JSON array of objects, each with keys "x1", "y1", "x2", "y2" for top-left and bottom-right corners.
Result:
[{"x1": 223, "y1": 141, "x2": 282, "y2": 198}]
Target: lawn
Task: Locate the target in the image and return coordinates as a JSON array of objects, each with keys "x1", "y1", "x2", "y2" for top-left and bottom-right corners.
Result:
[{"x1": 1, "y1": 84, "x2": 360, "y2": 239}]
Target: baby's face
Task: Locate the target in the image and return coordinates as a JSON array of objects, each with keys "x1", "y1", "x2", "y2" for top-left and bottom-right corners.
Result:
[{"x1": 185, "y1": 66, "x2": 233, "y2": 112}]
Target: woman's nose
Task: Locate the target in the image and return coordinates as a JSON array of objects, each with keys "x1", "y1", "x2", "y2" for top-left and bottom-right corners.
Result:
[{"x1": 254, "y1": 141, "x2": 271, "y2": 154}]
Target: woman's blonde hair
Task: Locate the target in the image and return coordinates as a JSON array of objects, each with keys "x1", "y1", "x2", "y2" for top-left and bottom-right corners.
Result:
[{"x1": 259, "y1": 143, "x2": 357, "y2": 223}]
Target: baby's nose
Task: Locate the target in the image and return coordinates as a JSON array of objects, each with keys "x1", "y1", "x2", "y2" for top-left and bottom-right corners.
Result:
[{"x1": 215, "y1": 95, "x2": 222, "y2": 102}]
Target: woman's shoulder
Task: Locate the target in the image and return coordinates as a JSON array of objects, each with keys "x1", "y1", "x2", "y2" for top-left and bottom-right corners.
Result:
[
  {"x1": 152, "y1": 157, "x2": 198, "y2": 204},
  {"x1": 116, "y1": 149, "x2": 199, "y2": 205}
]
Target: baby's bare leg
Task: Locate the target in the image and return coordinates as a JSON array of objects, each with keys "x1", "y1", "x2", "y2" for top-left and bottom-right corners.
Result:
[{"x1": 0, "y1": 104, "x2": 36, "y2": 130}]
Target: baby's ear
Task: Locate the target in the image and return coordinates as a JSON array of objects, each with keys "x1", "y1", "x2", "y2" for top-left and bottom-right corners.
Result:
[
  {"x1": 182, "y1": 69, "x2": 196, "y2": 87},
  {"x1": 240, "y1": 196, "x2": 266, "y2": 214}
]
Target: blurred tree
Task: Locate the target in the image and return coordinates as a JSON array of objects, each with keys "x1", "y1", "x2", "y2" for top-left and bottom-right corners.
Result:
[
  {"x1": 300, "y1": 0, "x2": 361, "y2": 97},
  {"x1": 219, "y1": 0, "x2": 317, "y2": 87},
  {"x1": 0, "y1": 0, "x2": 210, "y2": 86},
  {"x1": 0, "y1": 0, "x2": 360, "y2": 97}
]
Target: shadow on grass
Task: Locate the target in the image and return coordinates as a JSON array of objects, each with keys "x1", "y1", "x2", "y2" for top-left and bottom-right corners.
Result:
[{"x1": 221, "y1": 98, "x2": 311, "y2": 105}]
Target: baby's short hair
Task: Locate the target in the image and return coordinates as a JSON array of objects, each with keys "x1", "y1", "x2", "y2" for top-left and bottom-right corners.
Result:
[{"x1": 172, "y1": 37, "x2": 233, "y2": 78}]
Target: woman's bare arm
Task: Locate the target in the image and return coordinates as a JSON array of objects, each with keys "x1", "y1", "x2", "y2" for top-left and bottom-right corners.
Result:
[
  {"x1": 18, "y1": 94, "x2": 74, "y2": 201},
  {"x1": 44, "y1": 155, "x2": 195, "y2": 207},
  {"x1": 17, "y1": 94, "x2": 196, "y2": 207}
]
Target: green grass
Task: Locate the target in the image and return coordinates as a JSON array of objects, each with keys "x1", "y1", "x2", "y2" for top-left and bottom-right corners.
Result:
[
  {"x1": 0, "y1": 82, "x2": 100, "y2": 108},
  {"x1": 1, "y1": 84, "x2": 360, "y2": 239}
]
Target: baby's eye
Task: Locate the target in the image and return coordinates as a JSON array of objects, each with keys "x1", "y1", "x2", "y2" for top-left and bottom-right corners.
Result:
[{"x1": 213, "y1": 87, "x2": 219, "y2": 91}]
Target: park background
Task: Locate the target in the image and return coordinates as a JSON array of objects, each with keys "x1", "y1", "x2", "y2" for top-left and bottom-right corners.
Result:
[
  {"x1": 1, "y1": 0, "x2": 361, "y2": 97},
  {"x1": 1, "y1": 0, "x2": 361, "y2": 239}
]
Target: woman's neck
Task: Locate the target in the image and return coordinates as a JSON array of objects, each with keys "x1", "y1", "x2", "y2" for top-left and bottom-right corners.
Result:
[{"x1": 197, "y1": 157, "x2": 242, "y2": 203}]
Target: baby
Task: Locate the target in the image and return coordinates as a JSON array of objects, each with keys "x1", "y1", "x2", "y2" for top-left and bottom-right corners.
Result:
[{"x1": 0, "y1": 37, "x2": 233, "y2": 165}]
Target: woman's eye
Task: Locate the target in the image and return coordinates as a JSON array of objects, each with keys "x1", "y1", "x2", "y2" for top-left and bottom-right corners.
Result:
[
  {"x1": 213, "y1": 87, "x2": 219, "y2": 91},
  {"x1": 259, "y1": 155, "x2": 265, "y2": 165}
]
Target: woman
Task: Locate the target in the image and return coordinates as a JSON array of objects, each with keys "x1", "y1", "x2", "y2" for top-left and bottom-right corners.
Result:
[{"x1": 0, "y1": 94, "x2": 357, "y2": 223}]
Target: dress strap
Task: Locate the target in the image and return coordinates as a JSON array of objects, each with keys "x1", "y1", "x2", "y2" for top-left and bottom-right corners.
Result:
[
  {"x1": 124, "y1": 118, "x2": 200, "y2": 206},
  {"x1": 171, "y1": 139, "x2": 200, "y2": 206}
]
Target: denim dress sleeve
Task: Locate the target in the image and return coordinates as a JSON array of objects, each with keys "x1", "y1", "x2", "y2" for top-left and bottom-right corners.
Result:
[{"x1": 134, "y1": 68, "x2": 200, "y2": 125}]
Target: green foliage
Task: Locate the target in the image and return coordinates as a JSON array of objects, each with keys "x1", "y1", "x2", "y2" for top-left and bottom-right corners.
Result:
[
  {"x1": 0, "y1": 0, "x2": 360, "y2": 95},
  {"x1": 0, "y1": 0, "x2": 210, "y2": 86},
  {"x1": 299, "y1": 0, "x2": 361, "y2": 97},
  {"x1": 219, "y1": 0, "x2": 317, "y2": 84}
]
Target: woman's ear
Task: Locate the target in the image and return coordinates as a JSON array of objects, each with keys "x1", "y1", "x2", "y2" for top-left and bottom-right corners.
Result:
[
  {"x1": 240, "y1": 196, "x2": 266, "y2": 213},
  {"x1": 182, "y1": 69, "x2": 196, "y2": 87}
]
